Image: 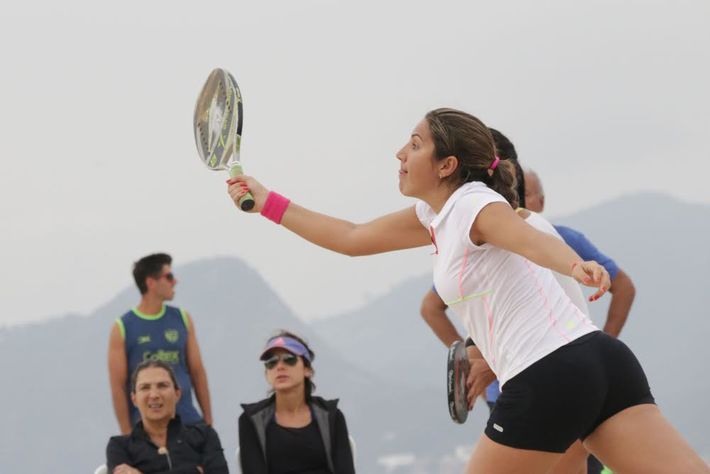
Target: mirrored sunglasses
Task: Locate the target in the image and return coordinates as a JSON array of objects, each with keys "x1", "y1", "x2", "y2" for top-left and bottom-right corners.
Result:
[{"x1": 263, "y1": 353, "x2": 299, "y2": 370}]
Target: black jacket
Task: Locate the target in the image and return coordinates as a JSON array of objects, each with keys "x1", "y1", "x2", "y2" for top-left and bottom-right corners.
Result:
[
  {"x1": 106, "y1": 416, "x2": 229, "y2": 473},
  {"x1": 238, "y1": 396, "x2": 355, "y2": 474}
]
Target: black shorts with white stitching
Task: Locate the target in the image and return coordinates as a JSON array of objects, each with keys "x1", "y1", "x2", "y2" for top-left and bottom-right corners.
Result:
[{"x1": 485, "y1": 331, "x2": 655, "y2": 453}]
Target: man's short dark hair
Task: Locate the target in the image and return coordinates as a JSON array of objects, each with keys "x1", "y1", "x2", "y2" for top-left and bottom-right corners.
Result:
[
  {"x1": 489, "y1": 128, "x2": 526, "y2": 209},
  {"x1": 133, "y1": 253, "x2": 172, "y2": 295},
  {"x1": 489, "y1": 128, "x2": 517, "y2": 162}
]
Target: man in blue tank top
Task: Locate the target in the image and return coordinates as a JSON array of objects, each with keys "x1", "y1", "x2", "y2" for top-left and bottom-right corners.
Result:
[
  {"x1": 108, "y1": 253, "x2": 213, "y2": 434},
  {"x1": 419, "y1": 129, "x2": 523, "y2": 411}
]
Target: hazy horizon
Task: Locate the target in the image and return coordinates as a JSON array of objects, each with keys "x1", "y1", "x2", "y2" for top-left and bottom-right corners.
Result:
[{"x1": 2, "y1": 190, "x2": 703, "y2": 329}]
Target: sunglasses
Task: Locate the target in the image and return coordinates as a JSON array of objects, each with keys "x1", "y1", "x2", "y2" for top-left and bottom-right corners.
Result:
[
  {"x1": 263, "y1": 353, "x2": 299, "y2": 370},
  {"x1": 156, "y1": 272, "x2": 175, "y2": 282}
]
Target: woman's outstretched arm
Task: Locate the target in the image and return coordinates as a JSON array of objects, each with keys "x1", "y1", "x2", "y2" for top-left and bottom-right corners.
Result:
[{"x1": 228, "y1": 176, "x2": 431, "y2": 256}]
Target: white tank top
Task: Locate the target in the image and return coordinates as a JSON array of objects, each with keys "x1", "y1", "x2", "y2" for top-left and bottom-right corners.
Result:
[{"x1": 415, "y1": 182, "x2": 597, "y2": 386}]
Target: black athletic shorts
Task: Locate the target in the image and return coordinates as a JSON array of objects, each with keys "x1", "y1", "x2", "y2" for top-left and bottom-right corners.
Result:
[{"x1": 485, "y1": 331, "x2": 655, "y2": 453}]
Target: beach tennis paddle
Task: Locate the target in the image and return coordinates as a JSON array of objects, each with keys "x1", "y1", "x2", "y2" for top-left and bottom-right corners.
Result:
[
  {"x1": 194, "y1": 67, "x2": 254, "y2": 211},
  {"x1": 447, "y1": 340, "x2": 470, "y2": 424}
]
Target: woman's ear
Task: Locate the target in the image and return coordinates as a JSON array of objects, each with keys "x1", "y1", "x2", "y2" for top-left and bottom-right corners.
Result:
[{"x1": 438, "y1": 155, "x2": 459, "y2": 179}]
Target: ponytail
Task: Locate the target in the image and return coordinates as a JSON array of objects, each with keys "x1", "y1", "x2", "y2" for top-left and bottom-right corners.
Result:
[{"x1": 426, "y1": 108, "x2": 519, "y2": 208}]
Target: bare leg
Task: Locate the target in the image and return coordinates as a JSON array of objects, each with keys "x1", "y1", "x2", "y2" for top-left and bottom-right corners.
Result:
[
  {"x1": 466, "y1": 434, "x2": 562, "y2": 474},
  {"x1": 550, "y1": 440, "x2": 588, "y2": 474},
  {"x1": 585, "y1": 404, "x2": 710, "y2": 474}
]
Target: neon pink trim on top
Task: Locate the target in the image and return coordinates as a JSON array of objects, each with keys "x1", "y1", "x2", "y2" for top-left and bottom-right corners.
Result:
[
  {"x1": 429, "y1": 226, "x2": 439, "y2": 255},
  {"x1": 489, "y1": 156, "x2": 501, "y2": 170},
  {"x1": 261, "y1": 191, "x2": 291, "y2": 224}
]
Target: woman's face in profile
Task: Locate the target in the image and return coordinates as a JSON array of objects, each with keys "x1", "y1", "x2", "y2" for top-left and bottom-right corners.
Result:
[
  {"x1": 395, "y1": 118, "x2": 440, "y2": 199},
  {"x1": 131, "y1": 367, "x2": 181, "y2": 422},
  {"x1": 264, "y1": 348, "x2": 312, "y2": 393}
]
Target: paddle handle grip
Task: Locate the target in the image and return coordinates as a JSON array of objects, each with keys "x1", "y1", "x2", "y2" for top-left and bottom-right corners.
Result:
[{"x1": 229, "y1": 162, "x2": 255, "y2": 211}]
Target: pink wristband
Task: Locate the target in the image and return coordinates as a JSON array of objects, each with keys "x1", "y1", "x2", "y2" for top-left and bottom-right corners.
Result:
[{"x1": 261, "y1": 191, "x2": 291, "y2": 224}]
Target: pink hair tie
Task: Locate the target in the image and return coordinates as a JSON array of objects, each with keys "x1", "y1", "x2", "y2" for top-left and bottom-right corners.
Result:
[
  {"x1": 260, "y1": 191, "x2": 291, "y2": 224},
  {"x1": 489, "y1": 156, "x2": 501, "y2": 171}
]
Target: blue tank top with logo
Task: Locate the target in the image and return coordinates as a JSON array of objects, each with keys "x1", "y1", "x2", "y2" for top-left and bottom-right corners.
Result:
[{"x1": 118, "y1": 305, "x2": 202, "y2": 425}]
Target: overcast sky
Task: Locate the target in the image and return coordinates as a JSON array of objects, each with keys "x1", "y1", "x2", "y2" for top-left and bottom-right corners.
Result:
[{"x1": 1, "y1": 0, "x2": 708, "y2": 326}]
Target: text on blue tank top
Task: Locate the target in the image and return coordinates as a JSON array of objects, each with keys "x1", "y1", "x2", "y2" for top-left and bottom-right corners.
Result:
[{"x1": 121, "y1": 305, "x2": 202, "y2": 424}]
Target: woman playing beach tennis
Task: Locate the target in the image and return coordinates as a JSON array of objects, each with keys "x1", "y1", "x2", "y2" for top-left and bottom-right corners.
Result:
[{"x1": 227, "y1": 108, "x2": 708, "y2": 473}]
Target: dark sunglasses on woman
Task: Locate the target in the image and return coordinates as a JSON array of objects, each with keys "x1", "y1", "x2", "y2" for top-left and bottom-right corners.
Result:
[{"x1": 264, "y1": 353, "x2": 299, "y2": 370}]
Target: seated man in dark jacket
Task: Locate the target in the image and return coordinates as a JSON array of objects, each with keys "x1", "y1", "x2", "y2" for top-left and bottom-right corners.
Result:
[
  {"x1": 239, "y1": 331, "x2": 355, "y2": 473},
  {"x1": 107, "y1": 360, "x2": 228, "y2": 474}
]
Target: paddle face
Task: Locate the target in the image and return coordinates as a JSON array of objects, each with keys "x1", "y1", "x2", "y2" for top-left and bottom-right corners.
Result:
[
  {"x1": 193, "y1": 67, "x2": 254, "y2": 211},
  {"x1": 447, "y1": 340, "x2": 470, "y2": 424},
  {"x1": 193, "y1": 68, "x2": 238, "y2": 171}
]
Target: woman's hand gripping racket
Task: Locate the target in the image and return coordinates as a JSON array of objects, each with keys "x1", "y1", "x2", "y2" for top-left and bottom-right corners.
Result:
[
  {"x1": 194, "y1": 68, "x2": 255, "y2": 211},
  {"x1": 447, "y1": 340, "x2": 470, "y2": 424}
]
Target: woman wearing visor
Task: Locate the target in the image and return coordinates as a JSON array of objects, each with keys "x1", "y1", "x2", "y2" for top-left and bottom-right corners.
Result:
[{"x1": 238, "y1": 330, "x2": 356, "y2": 474}]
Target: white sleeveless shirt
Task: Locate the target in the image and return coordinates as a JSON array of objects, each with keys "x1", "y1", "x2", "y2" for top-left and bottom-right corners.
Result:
[{"x1": 415, "y1": 182, "x2": 597, "y2": 386}]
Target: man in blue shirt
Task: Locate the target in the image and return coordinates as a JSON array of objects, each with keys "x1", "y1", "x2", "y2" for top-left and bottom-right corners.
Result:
[{"x1": 420, "y1": 129, "x2": 523, "y2": 413}]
